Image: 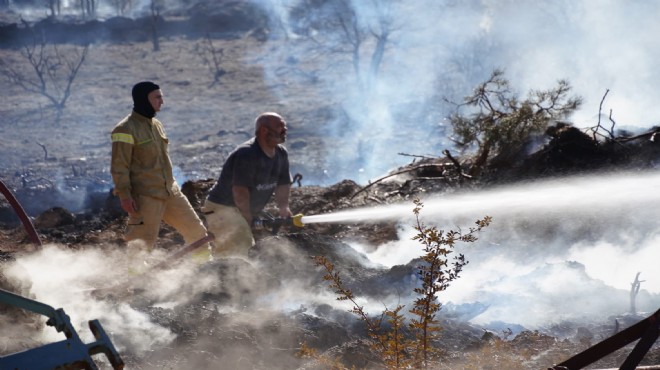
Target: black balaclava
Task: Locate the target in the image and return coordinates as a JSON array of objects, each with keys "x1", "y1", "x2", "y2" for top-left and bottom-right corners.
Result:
[{"x1": 132, "y1": 81, "x2": 160, "y2": 118}]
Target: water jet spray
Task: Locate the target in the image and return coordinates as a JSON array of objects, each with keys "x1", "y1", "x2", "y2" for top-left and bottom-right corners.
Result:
[{"x1": 299, "y1": 205, "x2": 413, "y2": 225}]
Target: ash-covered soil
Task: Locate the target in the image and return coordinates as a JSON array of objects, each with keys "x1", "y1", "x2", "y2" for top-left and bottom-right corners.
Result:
[{"x1": 3, "y1": 174, "x2": 660, "y2": 370}]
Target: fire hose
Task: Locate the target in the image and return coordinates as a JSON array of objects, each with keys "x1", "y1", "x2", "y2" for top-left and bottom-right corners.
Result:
[
  {"x1": 152, "y1": 213, "x2": 304, "y2": 269},
  {"x1": 90, "y1": 214, "x2": 305, "y2": 297},
  {"x1": 139, "y1": 213, "x2": 305, "y2": 271}
]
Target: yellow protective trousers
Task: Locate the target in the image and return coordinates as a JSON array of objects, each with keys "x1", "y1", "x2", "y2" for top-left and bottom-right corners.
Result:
[
  {"x1": 201, "y1": 200, "x2": 254, "y2": 257},
  {"x1": 125, "y1": 189, "x2": 211, "y2": 271}
]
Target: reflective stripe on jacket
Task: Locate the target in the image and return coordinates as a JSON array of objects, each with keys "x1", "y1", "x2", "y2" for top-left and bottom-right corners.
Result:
[{"x1": 110, "y1": 111, "x2": 175, "y2": 200}]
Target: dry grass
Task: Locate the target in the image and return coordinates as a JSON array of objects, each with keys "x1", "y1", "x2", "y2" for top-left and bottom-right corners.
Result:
[{"x1": 0, "y1": 34, "x2": 336, "y2": 188}]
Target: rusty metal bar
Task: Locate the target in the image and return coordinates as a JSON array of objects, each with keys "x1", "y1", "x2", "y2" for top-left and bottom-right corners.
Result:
[
  {"x1": 620, "y1": 311, "x2": 660, "y2": 370},
  {"x1": 549, "y1": 308, "x2": 660, "y2": 370},
  {"x1": 594, "y1": 367, "x2": 660, "y2": 370},
  {"x1": 150, "y1": 233, "x2": 215, "y2": 270},
  {"x1": 0, "y1": 179, "x2": 42, "y2": 247}
]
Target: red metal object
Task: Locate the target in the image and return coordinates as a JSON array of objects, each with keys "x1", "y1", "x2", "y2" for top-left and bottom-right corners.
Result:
[
  {"x1": 0, "y1": 179, "x2": 42, "y2": 247},
  {"x1": 150, "y1": 233, "x2": 215, "y2": 270},
  {"x1": 549, "y1": 308, "x2": 660, "y2": 370}
]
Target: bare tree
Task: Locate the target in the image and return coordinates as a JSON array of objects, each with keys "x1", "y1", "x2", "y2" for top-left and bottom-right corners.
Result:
[
  {"x1": 366, "y1": 0, "x2": 392, "y2": 89},
  {"x1": 79, "y1": 0, "x2": 97, "y2": 20},
  {"x1": 0, "y1": 29, "x2": 89, "y2": 121},
  {"x1": 46, "y1": 0, "x2": 61, "y2": 16},
  {"x1": 111, "y1": 0, "x2": 133, "y2": 16},
  {"x1": 194, "y1": 34, "x2": 226, "y2": 87},
  {"x1": 630, "y1": 272, "x2": 644, "y2": 315},
  {"x1": 290, "y1": 0, "x2": 398, "y2": 93},
  {"x1": 150, "y1": 0, "x2": 164, "y2": 52}
]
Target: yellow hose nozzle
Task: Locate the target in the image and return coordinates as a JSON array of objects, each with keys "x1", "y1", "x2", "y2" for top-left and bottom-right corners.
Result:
[{"x1": 292, "y1": 213, "x2": 304, "y2": 228}]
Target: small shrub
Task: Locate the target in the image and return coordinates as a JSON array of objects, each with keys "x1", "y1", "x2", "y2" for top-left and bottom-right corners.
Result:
[
  {"x1": 449, "y1": 69, "x2": 582, "y2": 177},
  {"x1": 305, "y1": 198, "x2": 491, "y2": 369}
]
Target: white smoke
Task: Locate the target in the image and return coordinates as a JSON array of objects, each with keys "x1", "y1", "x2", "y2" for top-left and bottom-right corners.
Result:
[
  {"x1": 477, "y1": 0, "x2": 660, "y2": 128},
  {"x1": 0, "y1": 238, "x2": 353, "y2": 360},
  {"x1": 4, "y1": 245, "x2": 176, "y2": 352},
  {"x1": 251, "y1": 0, "x2": 660, "y2": 184},
  {"x1": 3, "y1": 170, "x2": 657, "y2": 361},
  {"x1": 3, "y1": 0, "x2": 660, "y2": 359},
  {"x1": 342, "y1": 170, "x2": 660, "y2": 328}
]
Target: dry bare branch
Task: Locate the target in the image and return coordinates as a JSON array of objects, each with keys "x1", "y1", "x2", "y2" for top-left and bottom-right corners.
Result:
[
  {"x1": 350, "y1": 164, "x2": 447, "y2": 200},
  {"x1": 36, "y1": 141, "x2": 48, "y2": 161},
  {"x1": 0, "y1": 30, "x2": 89, "y2": 120}
]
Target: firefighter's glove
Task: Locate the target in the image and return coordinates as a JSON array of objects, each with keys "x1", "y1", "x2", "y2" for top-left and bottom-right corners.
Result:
[{"x1": 190, "y1": 245, "x2": 213, "y2": 264}]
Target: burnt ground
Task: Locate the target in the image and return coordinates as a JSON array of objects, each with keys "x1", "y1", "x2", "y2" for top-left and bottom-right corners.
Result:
[
  {"x1": 1, "y1": 3, "x2": 660, "y2": 369},
  {"x1": 2, "y1": 139, "x2": 660, "y2": 369}
]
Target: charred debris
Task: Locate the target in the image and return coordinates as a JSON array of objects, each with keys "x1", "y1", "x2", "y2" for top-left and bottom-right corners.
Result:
[{"x1": 1, "y1": 121, "x2": 660, "y2": 369}]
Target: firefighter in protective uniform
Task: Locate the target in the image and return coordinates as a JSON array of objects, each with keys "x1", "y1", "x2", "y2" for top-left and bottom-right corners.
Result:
[{"x1": 110, "y1": 81, "x2": 211, "y2": 271}]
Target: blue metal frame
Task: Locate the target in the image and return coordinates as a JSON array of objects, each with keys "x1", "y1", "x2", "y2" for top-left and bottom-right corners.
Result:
[{"x1": 0, "y1": 288, "x2": 124, "y2": 369}]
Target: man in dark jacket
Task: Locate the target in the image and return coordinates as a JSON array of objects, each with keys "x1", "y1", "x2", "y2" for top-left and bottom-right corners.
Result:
[{"x1": 202, "y1": 112, "x2": 293, "y2": 257}]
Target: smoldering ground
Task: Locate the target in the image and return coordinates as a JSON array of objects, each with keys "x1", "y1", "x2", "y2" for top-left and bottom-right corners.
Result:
[
  {"x1": 0, "y1": 235, "x2": 379, "y2": 368},
  {"x1": 2, "y1": 170, "x2": 660, "y2": 368},
  {"x1": 344, "y1": 170, "x2": 660, "y2": 330}
]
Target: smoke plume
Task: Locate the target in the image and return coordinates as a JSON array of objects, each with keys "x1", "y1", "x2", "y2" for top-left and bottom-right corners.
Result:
[{"x1": 252, "y1": 0, "x2": 660, "y2": 184}]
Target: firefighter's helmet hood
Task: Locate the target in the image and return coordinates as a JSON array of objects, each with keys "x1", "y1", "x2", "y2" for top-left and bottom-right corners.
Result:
[{"x1": 132, "y1": 81, "x2": 160, "y2": 118}]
